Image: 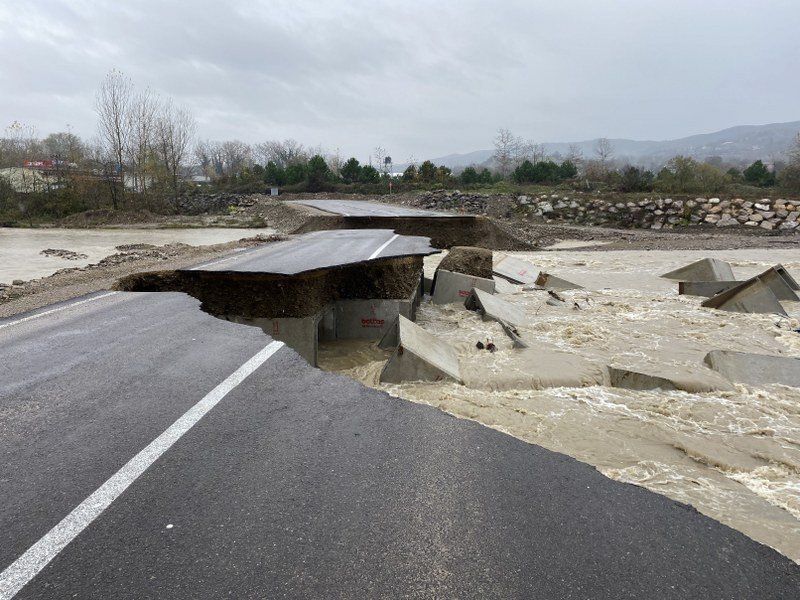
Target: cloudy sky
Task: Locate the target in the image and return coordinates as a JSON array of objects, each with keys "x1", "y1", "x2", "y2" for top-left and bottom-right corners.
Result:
[{"x1": 1, "y1": 0, "x2": 798, "y2": 162}]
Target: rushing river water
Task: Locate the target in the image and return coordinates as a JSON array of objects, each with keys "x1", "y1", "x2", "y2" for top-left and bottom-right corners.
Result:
[
  {"x1": 320, "y1": 247, "x2": 800, "y2": 563},
  {"x1": 0, "y1": 227, "x2": 275, "y2": 282}
]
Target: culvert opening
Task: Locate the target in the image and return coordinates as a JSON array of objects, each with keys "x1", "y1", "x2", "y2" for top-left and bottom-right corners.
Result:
[{"x1": 114, "y1": 255, "x2": 426, "y2": 366}]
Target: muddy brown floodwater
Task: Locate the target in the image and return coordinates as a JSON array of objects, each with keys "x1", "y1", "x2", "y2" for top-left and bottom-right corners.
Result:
[
  {"x1": 0, "y1": 227, "x2": 276, "y2": 283},
  {"x1": 319, "y1": 246, "x2": 800, "y2": 563}
]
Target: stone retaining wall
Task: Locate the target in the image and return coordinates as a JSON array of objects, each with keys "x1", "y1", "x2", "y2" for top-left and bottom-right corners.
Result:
[
  {"x1": 176, "y1": 193, "x2": 255, "y2": 215},
  {"x1": 415, "y1": 190, "x2": 800, "y2": 232}
]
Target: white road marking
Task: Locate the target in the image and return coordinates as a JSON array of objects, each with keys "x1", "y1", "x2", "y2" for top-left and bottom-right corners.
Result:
[
  {"x1": 190, "y1": 254, "x2": 242, "y2": 270},
  {"x1": 0, "y1": 340, "x2": 285, "y2": 600},
  {"x1": 368, "y1": 234, "x2": 400, "y2": 260},
  {"x1": 0, "y1": 292, "x2": 118, "y2": 331}
]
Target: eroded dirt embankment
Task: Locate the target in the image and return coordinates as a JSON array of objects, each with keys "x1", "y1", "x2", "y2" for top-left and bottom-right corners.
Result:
[
  {"x1": 114, "y1": 255, "x2": 423, "y2": 319},
  {"x1": 291, "y1": 215, "x2": 532, "y2": 251}
]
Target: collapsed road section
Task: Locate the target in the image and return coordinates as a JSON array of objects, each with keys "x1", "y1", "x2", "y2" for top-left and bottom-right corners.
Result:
[
  {"x1": 284, "y1": 198, "x2": 531, "y2": 250},
  {"x1": 115, "y1": 229, "x2": 439, "y2": 365}
]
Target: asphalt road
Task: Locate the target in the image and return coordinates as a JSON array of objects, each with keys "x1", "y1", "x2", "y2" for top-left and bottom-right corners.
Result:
[
  {"x1": 1, "y1": 290, "x2": 799, "y2": 598},
  {"x1": 191, "y1": 229, "x2": 438, "y2": 275},
  {"x1": 287, "y1": 199, "x2": 452, "y2": 218}
]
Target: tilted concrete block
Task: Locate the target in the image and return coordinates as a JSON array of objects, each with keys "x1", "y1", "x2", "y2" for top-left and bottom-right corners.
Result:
[
  {"x1": 701, "y1": 276, "x2": 788, "y2": 316},
  {"x1": 608, "y1": 365, "x2": 734, "y2": 393},
  {"x1": 493, "y1": 254, "x2": 540, "y2": 284},
  {"x1": 464, "y1": 288, "x2": 526, "y2": 328},
  {"x1": 679, "y1": 281, "x2": 741, "y2": 297},
  {"x1": 704, "y1": 350, "x2": 800, "y2": 387},
  {"x1": 773, "y1": 264, "x2": 799, "y2": 290},
  {"x1": 431, "y1": 269, "x2": 495, "y2": 305},
  {"x1": 661, "y1": 258, "x2": 735, "y2": 282},
  {"x1": 757, "y1": 266, "x2": 800, "y2": 301},
  {"x1": 534, "y1": 272, "x2": 584, "y2": 291},
  {"x1": 379, "y1": 316, "x2": 462, "y2": 384}
]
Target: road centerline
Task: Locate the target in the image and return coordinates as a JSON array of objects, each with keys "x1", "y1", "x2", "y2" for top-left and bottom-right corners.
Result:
[
  {"x1": 368, "y1": 234, "x2": 400, "y2": 260},
  {"x1": 0, "y1": 340, "x2": 285, "y2": 600}
]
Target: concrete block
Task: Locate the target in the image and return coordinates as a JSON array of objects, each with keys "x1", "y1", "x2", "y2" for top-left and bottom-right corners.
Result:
[
  {"x1": 318, "y1": 304, "x2": 337, "y2": 342},
  {"x1": 335, "y1": 299, "x2": 412, "y2": 340},
  {"x1": 423, "y1": 276, "x2": 433, "y2": 295},
  {"x1": 226, "y1": 313, "x2": 322, "y2": 365},
  {"x1": 431, "y1": 269, "x2": 495, "y2": 305},
  {"x1": 493, "y1": 254, "x2": 540, "y2": 284},
  {"x1": 492, "y1": 276, "x2": 519, "y2": 294},
  {"x1": 464, "y1": 288, "x2": 526, "y2": 328},
  {"x1": 335, "y1": 282, "x2": 421, "y2": 340},
  {"x1": 608, "y1": 366, "x2": 734, "y2": 393},
  {"x1": 701, "y1": 276, "x2": 788, "y2": 316},
  {"x1": 773, "y1": 264, "x2": 800, "y2": 290},
  {"x1": 661, "y1": 258, "x2": 735, "y2": 282},
  {"x1": 678, "y1": 281, "x2": 740, "y2": 297},
  {"x1": 758, "y1": 266, "x2": 800, "y2": 300},
  {"x1": 704, "y1": 350, "x2": 800, "y2": 387},
  {"x1": 379, "y1": 316, "x2": 462, "y2": 384},
  {"x1": 534, "y1": 272, "x2": 584, "y2": 291}
]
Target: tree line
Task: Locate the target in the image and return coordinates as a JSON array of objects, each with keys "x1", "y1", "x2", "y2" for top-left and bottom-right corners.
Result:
[
  {"x1": 490, "y1": 127, "x2": 800, "y2": 193},
  {"x1": 3, "y1": 80, "x2": 800, "y2": 226}
]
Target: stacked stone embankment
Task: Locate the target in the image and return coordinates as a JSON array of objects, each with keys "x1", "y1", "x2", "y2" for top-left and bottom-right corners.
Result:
[
  {"x1": 411, "y1": 190, "x2": 800, "y2": 232},
  {"x1": 176, "y1": 193, "x2": 257, "y2": 215}
]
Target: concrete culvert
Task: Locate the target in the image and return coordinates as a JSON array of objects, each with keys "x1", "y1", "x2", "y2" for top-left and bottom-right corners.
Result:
[{"x1": 114, "y1": 256, "x2": 424, "y2": 320}]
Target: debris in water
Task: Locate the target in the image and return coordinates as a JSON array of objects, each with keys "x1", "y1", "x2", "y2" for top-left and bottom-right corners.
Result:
[
  {"x1": 40, "y1": 248, "x2": 88, "y2": 260},
  {"x1": 535, "y1": 271, "x2": 584, "y2": 291},
  {"x1": 660, "y1": 257, "x2": 735, "y2": 282}
]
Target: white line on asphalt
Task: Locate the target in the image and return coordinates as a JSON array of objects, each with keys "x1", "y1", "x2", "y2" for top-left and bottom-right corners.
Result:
[
  {"x1": 368, "y1": 233, "x2": 400, "y2": 260},
  {"x1": 190, "y1": 254, "x2": 242, "y2": 270},
  {"x1": 0, "y1": 340, "x2": 285, "y2": 600},
  {"x1": 0, "y1": 292, "x2": 119, "y2": 331}
]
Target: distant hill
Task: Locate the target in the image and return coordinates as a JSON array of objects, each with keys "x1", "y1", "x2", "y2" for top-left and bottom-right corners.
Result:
[{"x1": 400, "y1": 121, "x2": 800, "y2": 172}]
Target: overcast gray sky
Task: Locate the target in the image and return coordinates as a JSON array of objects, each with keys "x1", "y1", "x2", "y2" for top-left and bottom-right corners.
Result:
[{"x1": 1, "y1": 0, "x2": 798, "y2": 162}]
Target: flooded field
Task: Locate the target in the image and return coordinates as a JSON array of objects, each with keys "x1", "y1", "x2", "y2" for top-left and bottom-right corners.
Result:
[
  {"x1": 320, "y1": 247, "x2": 800, "y2": 562},
  {"x1": 0, "y1": 227, "x2": 275, "y2": 283}
]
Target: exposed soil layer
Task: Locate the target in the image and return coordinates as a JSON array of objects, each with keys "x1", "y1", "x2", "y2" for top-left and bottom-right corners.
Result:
[
  {"x1": 436, "y1": 246, "x2": 494, "y2": 279},
  {"x1": 288, "y1": 213, "x2": 531, "y2": 250},
  {"x1": 115, "y1": 255, "x2": 423, "y2": 319}
]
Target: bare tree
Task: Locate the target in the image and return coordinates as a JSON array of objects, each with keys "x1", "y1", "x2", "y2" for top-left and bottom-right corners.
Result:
[
  {"x1": 566, "y1": 143, "x2": 584, "y2": 166},
  {"x1": 95, "y1": 70, "x2": 133, "y2": 207},
  {"x1": 127, "y1": 87, "x2": 160, "y2": 194},
  {"x1": 788, "y1": 132, "x2": 800, "y2": 164},
  {"x1": 512, "y1": 138, "x2": 533, "y2": 167},
  {"x1": 493, "y1": 128, "x2": 538, "y2": 176},
  {"x1": 531, "y1": 142, "x2": 547, "y2": 165},
  {"x1": 326, "y1": 147, "x2": 343, "y2": 177},
  {"x1": 255, "y1": 139, "x2": 306, "y2": 168},
  {"x1": 42, "y1": 130, "x2": 85, "y2": 165},
  {"x1": 155, "y1": 99, "x2": 196, "y2": 206},
  {"x1": 594, "y1": 137, "x2": 614, "y2": 167},
  {"x1": 493, "y1": 128, "x2": 517, "y2": 177},
  {"x1": 373, "y1": 146, "x2": 388, "y2": 174},
  {"x1": 1, "y1": 121, "x2": 40, "y2": 168},
  {"x1": 2, "y1": 121, "x2": 42, "y2": 192},
  {"x1": 221, "y1": 140, "x2": 252, "y2": 177},
  {"x1": 196, "y1": 140, "x2": 230, "y2": 179}
]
